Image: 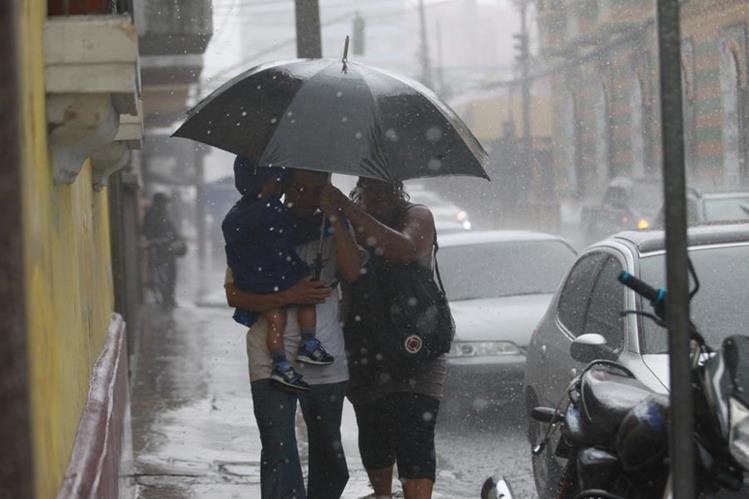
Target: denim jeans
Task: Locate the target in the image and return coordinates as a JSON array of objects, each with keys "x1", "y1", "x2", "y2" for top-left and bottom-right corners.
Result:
[{"x1": 251, "y1": 380, "x2": 349, "y2": 499}]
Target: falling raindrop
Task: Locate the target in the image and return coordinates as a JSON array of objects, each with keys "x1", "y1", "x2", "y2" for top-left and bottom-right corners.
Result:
[
  {"x1": 270, "y1": 117, "x2": 278, "y2": 124},
  {"x1": 428, "y1": 158, "x2": 442, "y2": 171},
  {"x1": 355, "y1": 132, "x2": 363, "y2": 140},
  {"x1": 341, "y1": 116, "x2": 349, "y2": 123},
  {"x1": 426, "y1": 126, "x2": 442, "y2": 142},
  {"x1": 336, "y1": 90, "x2": 343, "y2": 97},
  {"x1": 366, "y1": 236, "x2": 377, "y2": 246},
  {"x1": 385, "y1": 128, "x2": 399, "y2": 142}
]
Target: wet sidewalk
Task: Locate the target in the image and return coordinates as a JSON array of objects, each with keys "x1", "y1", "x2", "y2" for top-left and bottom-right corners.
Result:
[
  {"x1": 126, "y1": 298, "x2": 376, "y2": 498},
  {"x1": 129, "y1": 304, "x2": 264, "y2": 497}
]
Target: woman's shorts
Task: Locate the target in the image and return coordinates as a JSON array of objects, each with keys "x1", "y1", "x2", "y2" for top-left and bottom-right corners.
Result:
[{"x1": 353, "y1": 392, "x2": 440, "y2": 481}]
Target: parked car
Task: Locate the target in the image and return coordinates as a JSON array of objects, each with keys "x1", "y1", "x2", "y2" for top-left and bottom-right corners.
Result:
[
  {"x1": 655, "y1": 189, "x2": 749, "y2": 227},
  {"x1": 436, "y1": 231, "x2": 577, "y2": 414},
  {"x1": 582, "y1": 176, "x2": 662, "y2": 243},
  {"x1": 407, "y1": 186, "x2": 473, "y2": 233},
  {"x1": 524, "y1": 223, "x2": 749, "y2": 496}
]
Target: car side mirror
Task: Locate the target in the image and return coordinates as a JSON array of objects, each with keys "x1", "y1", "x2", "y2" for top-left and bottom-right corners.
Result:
[{"x1": 570, "y1": 334, "x2": 615, "y2": 363}]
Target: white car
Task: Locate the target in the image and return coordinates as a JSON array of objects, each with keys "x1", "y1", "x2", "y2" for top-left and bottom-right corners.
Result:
[
  {"x1": 407, "y1": 187, "x2": 473, "y2": 233},
  {"x1": 436, "y1": 231, "x2": 577, "y2": 414}
]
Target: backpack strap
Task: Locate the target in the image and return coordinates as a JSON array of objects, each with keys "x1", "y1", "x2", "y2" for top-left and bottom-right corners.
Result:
[
  {"x1": 402, "y1": 203, "x2": 447, "y2": 294},
  {"x1": 432, "y1": 226, "x2": 448, "y2": 296}
]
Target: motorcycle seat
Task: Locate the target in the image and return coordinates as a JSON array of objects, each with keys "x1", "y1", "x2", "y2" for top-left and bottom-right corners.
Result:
[{"x1": 580, "y1": 367, "x2": 652, "y2": 443}]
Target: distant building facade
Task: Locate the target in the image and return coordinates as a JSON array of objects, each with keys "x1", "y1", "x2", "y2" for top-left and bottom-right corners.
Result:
[{"x1": 536, "y1": 0, "x2": 749, "y2": 200}]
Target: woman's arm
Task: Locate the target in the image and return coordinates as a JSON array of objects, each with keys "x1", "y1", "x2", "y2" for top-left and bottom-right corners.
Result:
[
  {"x1": 336, "y1": 195, "x2": 435, "y2": 263},
  {"x1": 225, "y1": 276, "x2": 333, "y2": 312}
]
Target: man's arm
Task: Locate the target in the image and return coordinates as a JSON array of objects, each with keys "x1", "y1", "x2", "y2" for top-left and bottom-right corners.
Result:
[
  {"x1": 329, "y1": 216, "x2": 361, "y2": 283},
  {"x1": 225, "y1": 276, "x2": 333, "y2": 312}
]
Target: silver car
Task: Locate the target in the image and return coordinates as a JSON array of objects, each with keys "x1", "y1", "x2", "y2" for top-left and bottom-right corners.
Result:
[
  {"x1": 436, "y1": 231, "x2": 577, "y2": 414},
  {"x1": 524, "y1": 223, "x2": 749, "y2": 496}
]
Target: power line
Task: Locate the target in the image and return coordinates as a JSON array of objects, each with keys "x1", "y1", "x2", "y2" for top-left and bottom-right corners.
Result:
[{"x1": 202, "y1": 9, "x2": 356, "y2": 90}]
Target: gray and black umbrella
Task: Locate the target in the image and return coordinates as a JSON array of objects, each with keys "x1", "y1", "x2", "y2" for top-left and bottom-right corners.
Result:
[{"x1": 173, "y1": 55, "x2": 489, "y2": 182}]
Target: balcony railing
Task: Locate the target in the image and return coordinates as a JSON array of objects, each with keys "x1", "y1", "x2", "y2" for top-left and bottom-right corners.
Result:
[
  {"x1": 48, "y1": 0, "x2": 133, "y2": 17},
  {"x1": 135, "y1": 0, "x2": 213, "y2": 57}
]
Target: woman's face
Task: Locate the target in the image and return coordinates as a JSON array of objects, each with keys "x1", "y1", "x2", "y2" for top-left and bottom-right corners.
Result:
[{"x1": 358, "y1": 178, "x2": 400, "y2": 222}]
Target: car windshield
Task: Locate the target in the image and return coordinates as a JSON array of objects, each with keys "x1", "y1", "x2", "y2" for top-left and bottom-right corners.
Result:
[
  {"x1": 703, "y1": 196, "x2": 749, "y2": 222},
  {"x1": 639, "y1": 244, "x2": 749, "y2": 354},
  {"x1": 437, "y1": 240, "x2": 576, "y2": 301}
]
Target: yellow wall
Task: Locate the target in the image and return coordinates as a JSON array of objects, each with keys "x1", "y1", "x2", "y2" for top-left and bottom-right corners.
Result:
[{"x1": 18, "y1": 2, "x2": 115, "y2": 497}]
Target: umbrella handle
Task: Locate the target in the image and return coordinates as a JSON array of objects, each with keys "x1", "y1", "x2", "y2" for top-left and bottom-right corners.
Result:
[
  {"x1": 314, "y1": 173, "x2": 333, "y2": 280},
  {"x1": 341, "y1": 35, "x2": 349, "y2": 73}
]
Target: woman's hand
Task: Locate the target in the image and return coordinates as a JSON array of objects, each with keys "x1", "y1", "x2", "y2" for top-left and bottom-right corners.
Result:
[
  {"x1": 318, "y1": 184, "x2": 349, "y2": 218},
  {"x1": 284, "y1": 276, "x2": 333, "y2": 304}
]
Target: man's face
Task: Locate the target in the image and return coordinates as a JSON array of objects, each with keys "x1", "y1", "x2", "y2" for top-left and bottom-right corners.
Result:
[{"x1": 285, "y1": 169, "x2": 327, "y2": 217}]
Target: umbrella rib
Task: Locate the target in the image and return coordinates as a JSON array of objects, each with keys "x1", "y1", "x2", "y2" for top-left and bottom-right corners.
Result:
[
  {"x1": 359, "y1": 63, "x2": 489, "y2": 177},
  {"x1": 350, "y1": 64, "x2": 395, "y2": 181}
]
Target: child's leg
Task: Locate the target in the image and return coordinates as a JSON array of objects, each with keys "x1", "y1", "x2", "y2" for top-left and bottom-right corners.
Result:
[
  {"x1": 264, "y1": 308, "x2": 287, "y2": 363},
  {"x1": 297, "y1": 304, "x2": 316, "y2": 342},
  {"x1": 297, "y1": 304, "x2": 333, "y2": 365}
]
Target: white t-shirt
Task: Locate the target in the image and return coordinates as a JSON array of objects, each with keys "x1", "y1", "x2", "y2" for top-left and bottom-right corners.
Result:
[{"x1": 226, "y1": 233, "x2": 349, "y2": 385}]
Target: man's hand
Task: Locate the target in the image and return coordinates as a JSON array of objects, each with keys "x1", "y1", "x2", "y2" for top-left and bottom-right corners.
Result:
[
  {"x1": 285, "y1": 276, "x2": 333, "y2": 304},
  {"x1": 318, "y1": 184, "x2": 349, "y2": 218}
]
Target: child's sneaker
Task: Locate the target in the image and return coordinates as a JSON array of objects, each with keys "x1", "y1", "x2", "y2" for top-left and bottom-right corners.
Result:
[
  {"x1": 270, "y1": 363, "x2": 310, "y2": 392},
  {"x1": 297, "y1": 337, "x2": 335, "y2": 365}
]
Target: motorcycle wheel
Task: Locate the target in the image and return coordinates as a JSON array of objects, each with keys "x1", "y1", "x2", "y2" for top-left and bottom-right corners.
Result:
[{"x1": 529, "y1": 418, "x2": 564, "y2": 498}]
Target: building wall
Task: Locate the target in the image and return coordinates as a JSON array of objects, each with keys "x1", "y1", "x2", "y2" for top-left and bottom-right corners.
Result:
[
  {"x1": 18, "y1": 2, "x2": 116, "y2": 497},
  {"x1": 539, "y1": 0, "x2": 749, "y2": 200}
]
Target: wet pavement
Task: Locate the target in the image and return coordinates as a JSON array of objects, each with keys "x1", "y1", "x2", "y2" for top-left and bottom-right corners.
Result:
[{"x1": 127, "y1": 260, "x2": 535, "y2": 498}]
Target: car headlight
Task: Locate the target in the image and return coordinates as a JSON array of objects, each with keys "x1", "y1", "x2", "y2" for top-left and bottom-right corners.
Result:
[
  {"x1": 637, "y1": 218, "x2": 651, "y2": 230},
  {"x1": 447, "y1": 341, "x2": 521, "y2": 358},
  {"x1": 462, "y1": 220, "x2": 472, "y2": 230},
  {"x1": 729, "y1": 397, "x2": 749, "y2": 469}
]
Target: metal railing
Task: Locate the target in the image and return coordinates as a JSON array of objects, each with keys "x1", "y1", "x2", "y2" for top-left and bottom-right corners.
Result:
[{"x1": 48, "y1": 0, "x2": 133, "y2": 19}]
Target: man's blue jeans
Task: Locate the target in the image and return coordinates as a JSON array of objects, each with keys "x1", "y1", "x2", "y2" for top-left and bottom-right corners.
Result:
[{"x1": 251, "y1": 379, "x2": 349, "y2": 499}]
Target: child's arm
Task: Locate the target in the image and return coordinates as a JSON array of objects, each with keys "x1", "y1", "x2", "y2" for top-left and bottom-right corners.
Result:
[{"x1": 225, "y1": 276, "x2": 333, "y2": 312}]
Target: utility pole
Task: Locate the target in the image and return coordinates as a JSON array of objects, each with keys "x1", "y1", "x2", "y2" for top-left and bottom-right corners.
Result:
[
  {"x1": 435, "y1": 20, "x2": 445, "y2": 96},
  {"x1": 417, "y1": 0, "x2": 432, "y2": 88},
  {"x1": 295, "y1": 0, "x2": 322, "y2": 58},
  {"x1": 657, "y1": 0, "x2": 694, "y2": 497},
  {"x1": 513, "y1": 0, "x2": 533, "y2": 221},
  {"x1": 513, "y1": 0, "x2": 531, "y2": 158}
]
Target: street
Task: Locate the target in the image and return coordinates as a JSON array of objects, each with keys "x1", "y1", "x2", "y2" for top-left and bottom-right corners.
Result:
[{"x1": 128, "y1": 261, "x2": 535, "y2": 498}]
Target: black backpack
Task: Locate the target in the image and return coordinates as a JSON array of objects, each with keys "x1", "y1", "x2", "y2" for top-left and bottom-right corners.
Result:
[{"x1": 344, "y1": 237, "x2": 455, "y2": 382}]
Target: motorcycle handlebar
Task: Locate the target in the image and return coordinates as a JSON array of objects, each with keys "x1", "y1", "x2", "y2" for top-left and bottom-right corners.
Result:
[{"x1": 618, "y1": 271, "x2": 666, "y2": 307}]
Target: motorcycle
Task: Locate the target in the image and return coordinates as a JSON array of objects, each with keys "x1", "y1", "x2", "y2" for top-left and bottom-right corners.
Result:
[{"x1": 482, "y1": 265, "x2": 749, "y2": 499}]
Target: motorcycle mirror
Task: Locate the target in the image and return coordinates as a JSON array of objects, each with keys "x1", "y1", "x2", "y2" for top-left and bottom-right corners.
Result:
[
  {"x1": 570, "y1": 333, "x2": 615, "y2": 363},
  {"x1": 480, "y1": 475, "x2": 515, "y2": 499}
]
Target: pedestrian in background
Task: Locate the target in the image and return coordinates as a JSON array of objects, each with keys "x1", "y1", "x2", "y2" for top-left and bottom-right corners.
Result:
[{"x1": 142, "y1": 192, "x2": 185, "y2": 307}]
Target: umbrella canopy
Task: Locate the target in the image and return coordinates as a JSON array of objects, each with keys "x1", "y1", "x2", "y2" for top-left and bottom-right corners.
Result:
[{"x1": 173, "y1": 58, "x2": 489, "y2": 181}]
